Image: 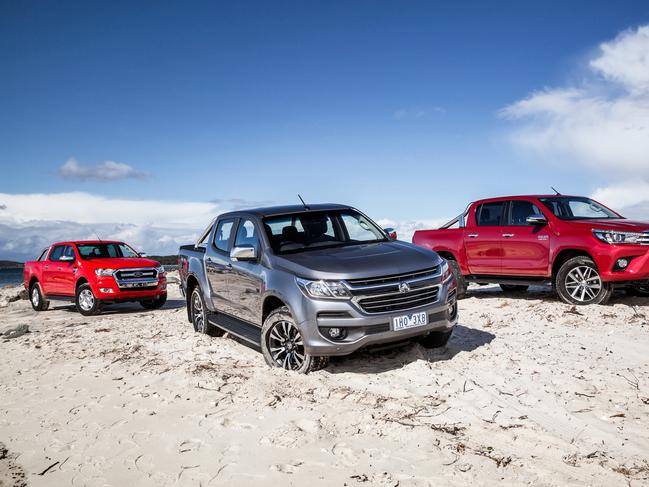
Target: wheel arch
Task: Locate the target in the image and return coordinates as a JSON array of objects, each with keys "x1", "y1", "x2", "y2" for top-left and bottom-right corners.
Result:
[
  {"x1": 262, "y1": 295, "x2": 287, "y2": 323},
  {"x1": 552, "y1": 248, "x2": 596, "y2": 280},
  {"x1": 185, "y1": 273, "x2": 200, "y2": 322}
]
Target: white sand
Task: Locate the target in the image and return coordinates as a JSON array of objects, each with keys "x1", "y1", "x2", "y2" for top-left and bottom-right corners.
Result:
[{"x1": 1, "y1": 276, "x2": 648, "y2": 486}]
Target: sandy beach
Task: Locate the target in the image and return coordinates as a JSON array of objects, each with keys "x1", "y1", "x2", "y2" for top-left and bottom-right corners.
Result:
[{"x1": 1, "y1": 274, "x2": 648, "y2": 486}]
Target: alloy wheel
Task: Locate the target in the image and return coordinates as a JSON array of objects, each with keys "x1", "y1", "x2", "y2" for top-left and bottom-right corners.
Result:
[
  {"x1": 192, "y1": 292, "x2": 205, "y2": 333},
  {"x1": 267, "y1": 320, "x2": 305, "y2": 370},
  {"x1": 565, "y1": 266, "x2": 602, "y2": 302},
  {"x1": 78, "y1": 289, "x2": 95, "y2": 311},
  {"x1": 31, "y1": 287, "x2": 40, "y2": 307}
]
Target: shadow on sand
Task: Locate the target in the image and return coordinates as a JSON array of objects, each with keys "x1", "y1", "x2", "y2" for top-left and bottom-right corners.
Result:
[{"x1": 327, "y1": 323, "x2": 496, "y2": 374}]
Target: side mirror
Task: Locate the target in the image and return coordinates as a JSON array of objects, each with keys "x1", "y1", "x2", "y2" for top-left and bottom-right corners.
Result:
[
  {"x1": 59, "y1": 255, "x2": 74, "y2": 262},
  {"x1": 139, "y1": 252, "x2": 148, "y2": 257},
  {"x1": 526, "y1": 214, "x2": 548, "y2": 225},
  {"x1": 384, "y1": 228, "x2": 397, "y2": 240},
  {"x1": 230, "y1": 245, "x2": 257, "y2": 262}
]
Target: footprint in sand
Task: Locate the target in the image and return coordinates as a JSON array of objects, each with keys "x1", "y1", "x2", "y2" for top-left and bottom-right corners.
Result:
[
  {"x1": 332, "y1": 442, "x2": 359, "y2": 466},
  {"x1": 270, "y1": 461, "x2": 303, "y2": 474}
]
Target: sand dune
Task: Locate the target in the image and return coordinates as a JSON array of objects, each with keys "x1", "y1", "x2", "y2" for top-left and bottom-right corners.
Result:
[{"x1": 1, "y1": 276, "x2": 648, "y2": 486}]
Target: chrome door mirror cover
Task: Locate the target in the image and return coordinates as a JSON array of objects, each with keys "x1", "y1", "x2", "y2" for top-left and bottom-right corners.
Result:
[
  {"x1": 526, "y1": 214, "x2": 548, "y2": 225},
  {"x1": 59, "y1": 255, "x2": 74, "y2": 262},
  {"x1": 230, "y1": 245, "x2": 257, "y2": 261}
]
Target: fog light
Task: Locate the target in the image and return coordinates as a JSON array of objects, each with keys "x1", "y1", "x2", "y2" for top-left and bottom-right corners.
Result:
[
  {"x1": 617, "y1": 258, "x2": 629, "y2": 269},
  {"x1": 99, "y1": 288, "x2": 114, "y2": 293},
  {"x1": 328, "y1": 327, "x2": 342, "y2": 339}
]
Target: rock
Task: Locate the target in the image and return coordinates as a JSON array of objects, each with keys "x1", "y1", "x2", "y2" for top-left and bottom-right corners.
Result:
[{"x1": 1, "y1": 324, "x2": 29, "y2": 339}]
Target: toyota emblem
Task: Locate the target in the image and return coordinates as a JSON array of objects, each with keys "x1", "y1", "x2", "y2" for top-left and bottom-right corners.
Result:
[{"x1": 398, "y1": 282, "x2": 410, "y2": 294}]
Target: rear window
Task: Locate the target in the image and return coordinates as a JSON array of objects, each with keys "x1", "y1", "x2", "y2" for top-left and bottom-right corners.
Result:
[{"x1": 476, "y1": 202, "x2": 505, "y2": 226}]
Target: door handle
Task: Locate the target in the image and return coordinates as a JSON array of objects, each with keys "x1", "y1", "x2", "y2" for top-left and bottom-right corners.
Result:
[
  {"x1": 467, "y1": 234, "x2": 479, "y2": 238},
  {"x1": 44, "y1": 265, "x2": 49, "y2": 270},
  {"x1": 502, "y1": 233, "x2": 515, "y2": 238}
]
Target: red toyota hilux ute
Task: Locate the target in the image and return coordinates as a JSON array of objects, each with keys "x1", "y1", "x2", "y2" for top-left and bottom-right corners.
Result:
[
  {"x1": 413, "y1": 195, "x2": 649, "y2": 305},
  {"x1": 23, "y1": 240, "x2": 167, "y2": 315}
]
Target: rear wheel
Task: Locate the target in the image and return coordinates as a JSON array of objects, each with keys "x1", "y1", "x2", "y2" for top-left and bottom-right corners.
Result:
[
  {"x1": 140, "y1": 293, "x2": 167, "y2": 310},
  {"x1": 448, "y1": 260, "x2": 467, "y2": 298},
  {"x1": 261, "y1": 306, "x2": 328, "y2": 373},
  {"x1": 29, "y1": 282, "x2": 49, "y2": 311},
  {"x1": 75, "y1": 284, "x2": 104, "y2": 316},
  {"x1": 555, "y1": 257, "x2": 612, "y2": 305},
  {"x1": 190, "y1": 287, "x2": 223, "y2": 336},
  {"x1": 500, "y1": 284, "x2": 529, "y2": 293},
  {"x1": 418, "y1": 327, "x2": 454, "y2": 349}
]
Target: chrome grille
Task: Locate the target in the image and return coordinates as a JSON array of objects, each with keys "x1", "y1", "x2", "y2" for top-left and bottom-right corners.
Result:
[
  {"x1": 113, "y1": 267, "x2": 159, "y2": 290},
  {"x1": 356, "y1": 285, "x2": 439, "y2": 314},
  {"x1": 640, "y1": 231, "x2": 649, "y2": 245},
  {"x1": 346, "y1": 267, "x2": 439, "y2": 287}
]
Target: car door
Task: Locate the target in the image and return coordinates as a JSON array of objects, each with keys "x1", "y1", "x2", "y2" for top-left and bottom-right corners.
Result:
[
  {"x1": 57, "y1": 245, "x2": 78, "y2": 296},
  {"x1": 205, "y1": 218, "x2": 237, "y2": 314},
  {"x1": 43, "y1": 245, "x2": 66, "y2": 294},
  {"x1": 227, "y1": 218, "x2": 264, "y2": 325},
  {"x1": 500, "y1": 200, "x2": 551, "y2": 276},
  {"x1": 464, "y1": 201, "x2": 506, "y2": 275}
]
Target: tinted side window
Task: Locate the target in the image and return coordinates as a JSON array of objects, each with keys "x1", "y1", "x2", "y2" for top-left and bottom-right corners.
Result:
[
  {"x1": 213, "y1": 219, "x2": 235, "y2": 252},
  {"x1": 63, "y1": 245, "x2": 76, "y2": 259},
  {"x1": 508, "y1": 201, "x2": 543, "y2": 226},
  {"x1": 234, "y1": 219, "x2": 258, "y2": 248},
  {"x1": 49, "y1": 245, "x2": 65, "y2": 261},
  {"x1": 476, "y1": 202, "x2": 505, "y2": 226}
]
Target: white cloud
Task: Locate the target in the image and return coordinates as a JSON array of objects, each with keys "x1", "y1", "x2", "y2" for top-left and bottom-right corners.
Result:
[
  {"x1": 591, "y1": 180, "x2": 649, "y2": 220},
  {"x1": 59, "y1": 158, "x2": 148, "y2": 181},
  {"x1": 0, "y1": 192, "x2": 219, "y2": 261},
  {"x1": 394, "y1": 106, "x2": 446, "y2": 120},
  {"x1": 501, "y1": 24, "x2": 649, "y2": 176}
]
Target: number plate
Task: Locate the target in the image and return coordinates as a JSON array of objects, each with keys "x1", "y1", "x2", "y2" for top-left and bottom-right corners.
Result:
[{"x1": 392, "y1": 311, "x2": 428, "y2": 331}]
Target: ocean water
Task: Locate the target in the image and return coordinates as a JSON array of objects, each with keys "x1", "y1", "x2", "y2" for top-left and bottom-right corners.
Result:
[{"x1": 0, "y1": 268, "x2": 23, "y2": 287}]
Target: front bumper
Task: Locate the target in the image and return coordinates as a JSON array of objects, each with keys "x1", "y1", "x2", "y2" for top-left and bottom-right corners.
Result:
[
  {"x1": 93, "y1": 276, "x2": 167, "y2": 301},
  {"x1": 593, "y1": 244, "x2": 649, "y2": 282},
  {"x1": 295, "y1": 276, "x2": 458, "y2": 356}
]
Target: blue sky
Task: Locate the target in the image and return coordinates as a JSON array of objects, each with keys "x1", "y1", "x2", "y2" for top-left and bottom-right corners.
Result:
[{"x1": 1, "y1": 1, "x2": 649, "y2": 259}]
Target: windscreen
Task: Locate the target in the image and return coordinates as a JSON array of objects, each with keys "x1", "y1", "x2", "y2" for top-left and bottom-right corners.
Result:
[
  {"x1": 539, "y1": 197, "x2": 621, "y2": 221},
  {"x1": 263, "y1": 210, "x2": 387, "y2": 254},
  {"x1": 76, "y1": 243, "x2": 140, "y2": 259}
]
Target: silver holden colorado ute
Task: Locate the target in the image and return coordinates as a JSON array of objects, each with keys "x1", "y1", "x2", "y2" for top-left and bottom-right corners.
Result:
[{"x1": 178, "y1": 204, "x2": 458, "y2": 373}]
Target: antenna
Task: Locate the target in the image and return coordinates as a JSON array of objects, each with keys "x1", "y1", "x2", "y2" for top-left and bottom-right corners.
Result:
[
  {"x1": 298, "y1": 194, "x2": 310, "y2": 210},
  {"x1": 551, "y1": 186, "x2": 562, "y2": 195},
  {"x1": 93, "y1": 229, "x2": 102, "y2": 241}
]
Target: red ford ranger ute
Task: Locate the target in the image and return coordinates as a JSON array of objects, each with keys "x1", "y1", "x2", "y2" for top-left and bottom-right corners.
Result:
[
  {"x1": 23, "y1": 240, "x2": 167, "y2": 315},
  {"x1": 413, "y1": 195, "x2": 649, "y2": 305}
]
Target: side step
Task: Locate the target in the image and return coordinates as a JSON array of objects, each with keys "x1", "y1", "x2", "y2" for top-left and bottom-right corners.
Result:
[
  {"x1": 466, "y1": 276, "x2": 551, "y2": 287},
  {"x1": 208, "y1": 313, "x2": 262, "y2": 347}
]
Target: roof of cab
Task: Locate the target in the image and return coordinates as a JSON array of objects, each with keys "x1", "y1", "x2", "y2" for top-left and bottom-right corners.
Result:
[{"x1": 218, "y1": 203, "x2": 352, "y2": 219}]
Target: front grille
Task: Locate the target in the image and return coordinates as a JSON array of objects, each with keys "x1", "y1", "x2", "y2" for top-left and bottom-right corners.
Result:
[
  {"x1": 357, "y1": 285, "x2": 439, "y2": 314},
  {"x1": 639, "y1": 231, "x2": 649, "y2": 245},
  {"x1": 346, "y1": 267, "x2": 439, "y2": 287},
  {"x1": 113, "y1": 267, "x2": 159, "y2": 290}
]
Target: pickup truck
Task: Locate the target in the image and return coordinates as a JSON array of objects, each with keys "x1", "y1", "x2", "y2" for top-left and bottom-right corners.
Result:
[
  {"x1": 24, "y1": 240, "x2": 167, "y2": 316},
  {"x1": 413, "y1": 195, "x2": 649, "y2": 305},
  {"x1": 178, "y1": 204, "x2": 457, "y2": 373}
]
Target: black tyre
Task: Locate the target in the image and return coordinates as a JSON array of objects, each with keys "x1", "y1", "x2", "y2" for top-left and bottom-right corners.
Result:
[
  {"x1": 29, "y1": 282, "x2": 49, "y2": 311},
  {"x1": 500, "y1": 284, "x2": 529, "y2": 293},
  {"x1": 417, "y1": 327, "x2": 454, "y2": 349},
  {"x1": 75, "y1": 283, "x2": 104, "y2": 316},
  {"x1": 140, "y1": 293, "x2": 167, "y2": 310},
  {"x1": 190, "y1": 287, "x2": 223, "y2": 336},
  {"x1": 261, "y1": 306, "x2": 328, "y2": 373},
  {"x1": 555, "y1": 257, "x2": 612, "y2": 305},
  {"x1": 448, "y1": 259, "x2": 467, "y2": 298}
]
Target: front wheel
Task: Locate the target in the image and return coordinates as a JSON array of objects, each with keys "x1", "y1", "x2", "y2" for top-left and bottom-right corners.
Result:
[
  {"x1": 30, "y1": 282, "x2": 49, "y2": 311},
  {"x1": 448, "y1": 260, "x2": 467, "y2": 298},
  {"x1": 75, "y1": 283, "x2": 104, "y2": 316},
  {"x1": 261, "y1": 306, "x2": 328, "y2": 373},
  {"x1": 140, "y1": 293, "x2": 167, "y2": 310},
  {"x1": 555, "y1": 257, "x2": 612, "y2": 305}
]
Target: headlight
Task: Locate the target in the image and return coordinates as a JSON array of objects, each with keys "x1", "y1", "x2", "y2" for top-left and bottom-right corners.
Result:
[
  {"x1": 296, "y1": 277, "x2": 351, "y2": 300},
  {"x1": 593, "y1": 229, "x2": 646, "y2": 245},
  {"x1": 440, "y1": 260, "x2": 452, "y2": 282},
  {"x1": 94, "y1": 268, "x2": 115, "y2": 276}
]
